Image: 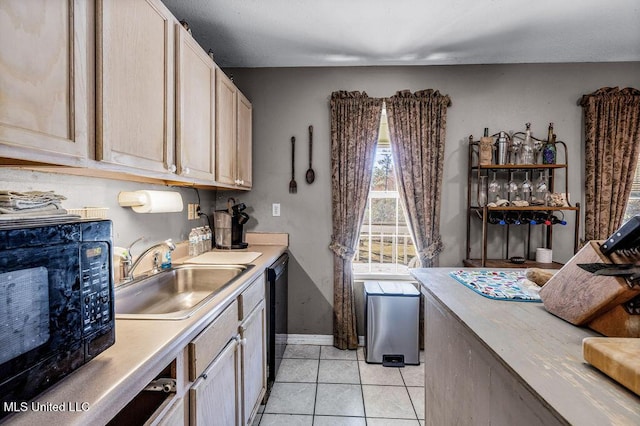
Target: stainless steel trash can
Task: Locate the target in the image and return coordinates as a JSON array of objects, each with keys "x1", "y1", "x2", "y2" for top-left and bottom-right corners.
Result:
[{"x1": 364, "y1": 281, "x2": 420, "y2": 366}]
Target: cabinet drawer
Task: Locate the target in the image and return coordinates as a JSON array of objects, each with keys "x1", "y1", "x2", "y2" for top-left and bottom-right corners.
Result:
[
  {"x1": 239, "y1": 275, "x2": 265, "y2": 321},
  {"x1": 188, "y1": 300, "x2": 238, "y2": 381}
]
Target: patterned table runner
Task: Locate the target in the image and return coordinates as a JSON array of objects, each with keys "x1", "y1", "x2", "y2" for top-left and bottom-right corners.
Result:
[{"x1": 449, "y1": 270, "x2": 541, "y2": 302}]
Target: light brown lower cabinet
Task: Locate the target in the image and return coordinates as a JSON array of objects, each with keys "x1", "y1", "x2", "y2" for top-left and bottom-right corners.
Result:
[
  {"x1": 190, "y1": 337, "x2": 241, "y2": 425},
  {"x1": 240, "y1": 299, "x2": 266, "y2": 424},
  {"x1": 187, "y1": 275, "x2": 266, "y2": 425}
]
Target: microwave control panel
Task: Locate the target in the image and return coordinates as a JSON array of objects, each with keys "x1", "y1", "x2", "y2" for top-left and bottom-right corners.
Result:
[{"x1": 80, "y1": 241, "x2": 112, "y2": 335}]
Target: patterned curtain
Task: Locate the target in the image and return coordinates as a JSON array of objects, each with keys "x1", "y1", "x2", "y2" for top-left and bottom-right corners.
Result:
[
  {"x1": 385, "y1": 89, "x2": 451, "y2": 267},
  {"x1": 329, "y1": 91, "x2": 383, "y2": 350},
  {"x1": 581, "y1": 87, "x2": 640, "y2": 240}
]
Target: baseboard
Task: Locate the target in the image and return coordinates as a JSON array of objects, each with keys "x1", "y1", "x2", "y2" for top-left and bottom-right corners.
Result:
[{"x1": 286, "y1": 334, "x2": 365, "y2": 347}]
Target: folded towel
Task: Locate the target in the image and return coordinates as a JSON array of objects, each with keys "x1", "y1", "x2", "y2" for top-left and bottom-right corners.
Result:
[
  {"x1": 0, "y1": 190, "x2": 66, "y2": 211},
  {"x1": 0, "y1": 207, "x2": 69, "y2": 219},
  {"x1": 0, "y1": 200, "x2": 62, "y2": 210},
  {"x1": 0, "y1": 204, "x2": 65, "y2": 215}
]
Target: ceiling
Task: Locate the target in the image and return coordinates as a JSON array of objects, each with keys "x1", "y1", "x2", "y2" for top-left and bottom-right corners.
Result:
[{"x1": 162, "y1": 0, "x2": 640, "y2": 68}]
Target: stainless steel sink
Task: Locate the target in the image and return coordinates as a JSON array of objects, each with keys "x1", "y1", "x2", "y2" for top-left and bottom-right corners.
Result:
[{"x1": 115, "y1": 264, "x2": 254, "y2": 320}]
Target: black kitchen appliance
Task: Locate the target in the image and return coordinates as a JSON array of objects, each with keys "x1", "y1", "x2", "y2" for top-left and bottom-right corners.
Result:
[
  {"x1": 213, "y1": 201, "x2": 249, "y2": 249},
  {"x1": 0, "y1": 219, "x2": 115, "y2": 418},
  {"x1": 264, "y1": 253, "x2": 288, "y2": 400}
]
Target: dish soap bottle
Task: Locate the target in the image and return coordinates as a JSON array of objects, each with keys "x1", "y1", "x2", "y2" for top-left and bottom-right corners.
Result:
[
  {"x1": 542, "y1": 123, "x2": 557, "y2": 164},
  {"x1": 161, "y1": 249, "x2": 172, "y2": 270}
]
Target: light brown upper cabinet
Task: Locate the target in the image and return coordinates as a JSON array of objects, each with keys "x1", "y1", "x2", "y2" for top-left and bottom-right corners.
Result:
[
  {"x1": 216, "y1": 71, "x2": 253, "y2": 189},
  {"x1": 237, "y1": 92, "x2": 253, "y2": 189},
  {"x1": 175, "y1": 24, "x2": 216, "y2": 181},
  {"x1": 0, "y1": 0, "x2": 91, "y2": 166},
  {"x1": 96, "y1": 0, "x2": 176, "y2": 175},
  {"x1": 215, "y1": 71, "x2": 237, "y2": 186}
]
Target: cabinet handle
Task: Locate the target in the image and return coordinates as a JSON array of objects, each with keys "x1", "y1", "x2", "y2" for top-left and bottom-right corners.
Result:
[
  {"x1": 201, "y1": 373, "x2": 208, "y2": 380},
  {"x1": 168, "y1": 164, "x2": 177, "y2": 173},
  {"x1": 239, "y1": 338, "x2": 247, "y2": 346},
  {"x1": 184, "y1": 167, "x2": 190, "y2": 175}
]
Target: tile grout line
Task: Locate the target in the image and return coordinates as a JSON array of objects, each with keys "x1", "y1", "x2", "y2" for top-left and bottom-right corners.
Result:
[
  {"x1": 400, "y1": 366, "x2": 421, "y2": 422},
  {"x1": 355, "y1": 351, "x2": 367, "y2": 423},
  {"x1": 312, "y1": 347, "x2": 320, "y2": 423}
]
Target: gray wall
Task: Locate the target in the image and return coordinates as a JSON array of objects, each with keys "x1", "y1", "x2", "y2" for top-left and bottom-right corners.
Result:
[
  {"x1": 225, "y1": 62, "x2": 640, "y2": 335},
  {"x1": 0, "y1": 169, "x2": 215, "y2": 250},
  {"x1": 2, "y1": 63, "x2": 638, "y2": 337}
]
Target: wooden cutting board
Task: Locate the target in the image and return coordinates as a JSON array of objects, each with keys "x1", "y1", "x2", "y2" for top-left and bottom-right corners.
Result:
[{"x1": 583, "y1": 337, "x2": 640, "y2": 396}]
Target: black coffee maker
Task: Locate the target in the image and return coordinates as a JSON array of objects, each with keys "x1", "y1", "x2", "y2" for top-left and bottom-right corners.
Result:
[{"x1": 214, "y1": 199, "x2": 249, "y2": 249}]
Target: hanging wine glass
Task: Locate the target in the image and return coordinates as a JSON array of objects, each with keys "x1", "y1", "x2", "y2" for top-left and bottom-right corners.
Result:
[
  {"x1": 520, "y1": 172, "x2": 533, "y2": 201},
  {"x1": 507, "y1": 172, "x2": 519, "y2": 201},
  {"x1": 478, "y1": 175, "x2": 488, "y2": 207},
  {"x1": 535, "y1": 171, "x2": 548, "y2": 193},
  {"x1": 535, "y1": 170, "x2": 549, "y2": 205},
  {"x1": 488, "y1": 172, "x2": 501, "y2": 201}
]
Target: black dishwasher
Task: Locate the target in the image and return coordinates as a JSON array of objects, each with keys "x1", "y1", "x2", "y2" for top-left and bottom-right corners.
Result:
[{"x1": 265, "y1": 253, "x2": 288, "y2": 397}]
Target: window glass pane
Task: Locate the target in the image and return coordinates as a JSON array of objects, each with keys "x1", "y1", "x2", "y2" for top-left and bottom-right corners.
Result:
[
  {"x1": 624, "y1": 153, "x2": 640, "y2": 221},
  {"x1": 370, "y1": 198, "x2": 395, "y2": 224},
  {"x1": 353, "y1": 140, "x2": 417, "y2": 275},
  {"x1": 371, "y1": 148, "x2": 395, "y2": 191}
]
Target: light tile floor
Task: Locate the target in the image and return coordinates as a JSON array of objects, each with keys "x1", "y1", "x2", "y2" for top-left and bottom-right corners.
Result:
[{"x1": 253, "y1": 345, "x2": 425, "y2": 426}]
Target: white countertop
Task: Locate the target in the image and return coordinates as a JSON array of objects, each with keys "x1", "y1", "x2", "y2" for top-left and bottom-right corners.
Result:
[
  {"x1": 3, "y1": 244, "x2": 287, "y2": 425},
  {"x1": 412, "y1": 267, "x2": 640, "y2": 425}
]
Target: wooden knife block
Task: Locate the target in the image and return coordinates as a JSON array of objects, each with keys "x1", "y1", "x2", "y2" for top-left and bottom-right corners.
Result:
[{"x1": 539, "y1": 241, "x2": 640, "y2": 337}]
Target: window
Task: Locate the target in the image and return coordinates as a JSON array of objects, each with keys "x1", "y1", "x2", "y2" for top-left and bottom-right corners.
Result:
[
  {"x1": 353, "y1": 109, "x2": 417, "y2": 276},
  {"x1": 624, "y1": 157, "x2": 640, "y2": 221}
]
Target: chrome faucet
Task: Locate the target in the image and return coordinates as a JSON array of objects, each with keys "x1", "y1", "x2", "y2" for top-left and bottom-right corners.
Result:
[{"x1": 122, "y1": 238, "x2": 176, "y2": 283}]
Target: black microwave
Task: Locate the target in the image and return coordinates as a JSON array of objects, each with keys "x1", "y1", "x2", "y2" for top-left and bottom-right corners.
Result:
[{"x1": 0, "y1": 219, "x2": 115, "y2": 418}]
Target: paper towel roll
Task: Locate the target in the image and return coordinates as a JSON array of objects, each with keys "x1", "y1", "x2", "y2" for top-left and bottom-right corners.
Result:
[
  {"x1": 118, "y1": 190, "x2": 183, "y2": 213},
  {"x1": 536, "y1": 248, "x2": 553, "y2": 263}
]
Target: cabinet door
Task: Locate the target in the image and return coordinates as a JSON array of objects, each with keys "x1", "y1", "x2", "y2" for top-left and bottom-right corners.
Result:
[
  {"x1": 96, "y1": 0, "x2": 175, "y2": 174},
  {"x1": 0, "y1": 0, "x2": 90, "y2": 164},
  {"x1": 190, "y1": 338, "x2": 241, "y2": 426},
  {"x1": 236, "y1": 91, "x2": 252, "y2": 189},
  {"x1": 157, "y1": 395, "x2": 187, "y2": 426},
  {"x1": 175, "y1": 24, "x2": 216, "y2": 181},
  {"x1": 241, "y1": 300, "x2": 266, "y2": 425},
  {"x1": 215, "y1": 71, "x2": 237, "y2": 185}
]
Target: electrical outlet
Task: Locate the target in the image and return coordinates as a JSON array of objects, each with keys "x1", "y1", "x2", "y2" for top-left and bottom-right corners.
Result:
[
  {"x1": 188, "y1": 203, "x2": 200, "y2": 220},
  {"x1": 272, "y1": 203, "x2": 281, "y2": 217}
]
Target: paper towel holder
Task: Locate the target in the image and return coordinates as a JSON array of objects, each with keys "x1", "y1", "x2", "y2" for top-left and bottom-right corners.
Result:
[{"x1": 118, "y1": 190, "x2": 183, "y2": 213}]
